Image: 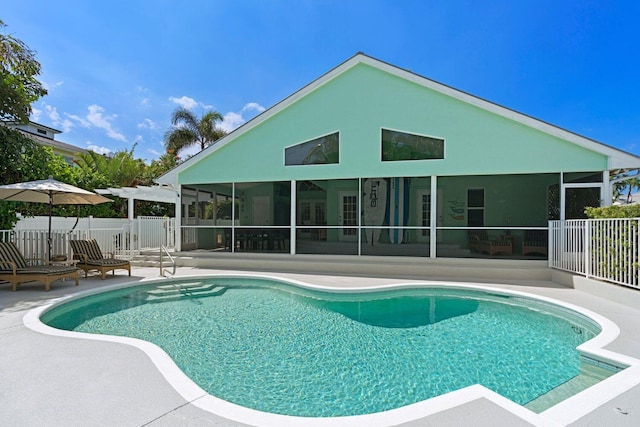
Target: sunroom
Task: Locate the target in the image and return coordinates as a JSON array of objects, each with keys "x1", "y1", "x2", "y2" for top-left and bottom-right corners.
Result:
[{"x1": 158, "y1": 53, "x2": 639, "y2": 260}]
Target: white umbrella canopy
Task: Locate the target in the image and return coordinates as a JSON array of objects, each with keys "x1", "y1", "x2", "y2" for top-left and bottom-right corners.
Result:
[
  {"x1": 0, "y1": 177, "x2": 113, "y2": 259},
  {"x1": 0, "y1": 177, "x2": 112, "y2": 205}
]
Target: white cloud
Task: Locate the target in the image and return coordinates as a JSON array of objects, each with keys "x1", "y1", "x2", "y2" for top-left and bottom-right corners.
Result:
[
  {"x1": 86, "y1": 104, "x2": 126, "y2": 141},
  {"x1": 36, "y1": 103, "x2": 74, "y2": 133},
  {"x1": 31, "y1": 107, "x2": 42, "y2": 121},
  {"x1": 45, "y1": 104, "x2": 61, "y2": 122},
  {"x1": 65, "y1": 113, "x2": 91, "y2": 128},
  {"x1": 218, "y1": 102, "x2": 266, "y2": 133},
  {"x1": 219, "y1": 112, "x2": 244, "y2": 133},
  {"x1": 242, "y1": 102, "x2": 266, "y2": 113},
  {"x1": 169, "y1": 96, "x2": 198, "y2": 110},
  {"x1": 137, "y1": 118, "x2": 158, "y2": 130},
  {"x1": 86, "y1": 143, "x2": 113, "y2": 155},
  {"x1": 41, "y1": 79, "x2": 64, "y2": 91}
]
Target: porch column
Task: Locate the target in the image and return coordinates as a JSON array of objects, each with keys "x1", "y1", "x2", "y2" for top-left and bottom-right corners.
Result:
[
  {"x1": 602, "y1": 170, "x2": 612, "y2": 206},
  {"x1": 560, "y1": 173, "x2": 566, "y2": 221},
  {"x1": 128, "y1": 196, "x2": 134, "y2": 259},
  {"x1": 175, "y1": 186, "x2": 182, "y2": 252},
  {"x1": 430, "y1": 176, "x2": 437, "y2": 258},
  {"x1": 290, "y1": 180, "x2": 296, "y2": 255}
]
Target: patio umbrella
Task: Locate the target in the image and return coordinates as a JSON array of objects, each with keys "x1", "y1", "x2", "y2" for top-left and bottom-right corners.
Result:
[{"x1": 0, "y1": 176, "x2": 112, "y2": 259}]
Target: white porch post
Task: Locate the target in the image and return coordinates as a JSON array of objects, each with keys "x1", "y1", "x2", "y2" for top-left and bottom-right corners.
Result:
[
  {"x1": 430, "y1": 176, "x2": 437, "y2": 258},
  {"x1": 290, "y1": 180, "x2": 296, "y2": 255},
  {"x1": 602, "y1": 170, "x2": 612, "y2": 206},
  {"x1": 175, "y1": 186, "x2": 182, "y2": 252},
  {"x1": 560, "y1": 173, "x2": 566, "y2": 221},
  {"x1": 128, "y1": 196, "x2": 134, "y2": 259}
]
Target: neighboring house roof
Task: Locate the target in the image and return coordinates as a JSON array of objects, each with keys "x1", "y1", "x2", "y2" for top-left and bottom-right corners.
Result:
[
  {"x1": 14, "y1": 128, "x2": 90, "y2": 156},
  {"x1": 4, "y1": 121, "x2": 90, "y2": 163},
  {"x1": 157, "y1": 52, "x2": 640, "y2": 185}
]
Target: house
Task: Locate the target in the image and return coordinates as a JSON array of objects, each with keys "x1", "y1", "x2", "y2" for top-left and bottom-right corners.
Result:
[
  {"x1": 6, "y1": 121, "x2": 89, "y2": 165},
  {"x1": 157, "y1": 53, "x2": 640, "y2": 259}
]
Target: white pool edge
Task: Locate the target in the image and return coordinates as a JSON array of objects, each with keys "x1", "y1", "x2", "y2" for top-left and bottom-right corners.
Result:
[{"x1": 22, "y1": 273, "x2": 640, "y2": 427}]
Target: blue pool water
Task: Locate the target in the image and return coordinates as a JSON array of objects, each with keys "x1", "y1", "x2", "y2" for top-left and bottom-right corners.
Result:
[{"x1": 42, "y1": 277, "x2": 602, "y2": 417}]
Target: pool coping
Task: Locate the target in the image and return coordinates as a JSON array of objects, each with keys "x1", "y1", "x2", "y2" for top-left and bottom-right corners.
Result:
[{"x1": 22, "y1": 273, "x2": 640, "y2": 427}]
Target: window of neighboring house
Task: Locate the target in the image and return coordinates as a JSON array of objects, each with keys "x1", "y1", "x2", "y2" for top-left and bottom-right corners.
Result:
[
  {"x1": 37, "y1": 129, "x2": 47, "y2": 135},
  {"x1": 467, "y1": 188, "x2": 485, "y2": 227},
  {"x1": 381, "y1": 128, "x2": 444, "y2": 161},
  {"x1": 285, "y1": 132, "x2": 339, "y2": 165}
]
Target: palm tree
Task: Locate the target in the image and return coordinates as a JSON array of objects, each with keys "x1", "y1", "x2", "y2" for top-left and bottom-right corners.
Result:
[{"x1": 164, "y1": 108, "x2": 226, "y2": 156}]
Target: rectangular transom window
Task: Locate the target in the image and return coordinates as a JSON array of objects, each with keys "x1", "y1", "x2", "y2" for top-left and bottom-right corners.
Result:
[
  {"x1": 381, "y1": 129, "x2": 444, "y2": 161},
  {"x1": 285, "y1": 132, "x2": 339, "y2": 166}
]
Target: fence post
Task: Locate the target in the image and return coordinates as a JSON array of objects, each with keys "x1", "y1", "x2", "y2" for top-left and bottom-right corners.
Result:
[{"x1": 584, "y1": 219, "x2": 591, "y2": 278}]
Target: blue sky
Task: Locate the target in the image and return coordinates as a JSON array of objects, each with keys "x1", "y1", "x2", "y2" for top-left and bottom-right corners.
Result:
[{"x1": 3, "y1": 1, "x2": 639, "y2": 162}]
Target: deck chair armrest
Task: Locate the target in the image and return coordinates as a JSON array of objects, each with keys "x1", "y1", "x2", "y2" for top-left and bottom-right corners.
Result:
[
  {"x1": 0, "y1": 259, "x2": 18, "y2": 274},
  {"x1": 73, "y1": 253, "x2": 89, "y2": 262}
]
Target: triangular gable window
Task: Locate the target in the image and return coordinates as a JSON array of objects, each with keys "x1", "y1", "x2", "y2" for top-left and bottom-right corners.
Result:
[
  {"x1": 381, "y1": 129, "x2": 444, "y2": 161},
  {"x1": 285, "y1": 132, "x2": 339, "y2": 166}
]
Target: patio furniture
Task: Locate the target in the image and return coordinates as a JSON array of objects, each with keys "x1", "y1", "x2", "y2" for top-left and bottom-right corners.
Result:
[
  {"x1": 70, "y1": 239, "x2": 131, "y2": 279},
  {"x1": 0, "y1": 241, "x2": 79, "y2": 291},
  {"x1": 468, "y1": 230, "x2": 488, "y2": 252},
  {"x1": 480, "y1": 236, "x2": 513, "y2": 256},
  {"x1": 522, "y1": 230, "x2": 548, "y2": 256}
]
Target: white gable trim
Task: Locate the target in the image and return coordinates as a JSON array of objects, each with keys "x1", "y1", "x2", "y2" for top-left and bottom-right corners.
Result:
[{"x1": 157, "y1": 53, "x2": 639, "y2": 185}]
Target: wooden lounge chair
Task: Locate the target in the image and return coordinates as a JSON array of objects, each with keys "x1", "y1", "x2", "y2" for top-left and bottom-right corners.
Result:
[
  {"x1": 479, "y1": 237, "x2": 513, "y2": 256},
  {"x1": 522, "y1": 230, "x2": 548, "y2": 256},
  {"x1": 467, "y1": 230, "x2": 488, "y2": 253},
  {"x1": 70, "y1": 239, "x2": 131, "y2": 279},
  {"x1": 0, "y1": 241, "x2": 79, "y2": 291}
]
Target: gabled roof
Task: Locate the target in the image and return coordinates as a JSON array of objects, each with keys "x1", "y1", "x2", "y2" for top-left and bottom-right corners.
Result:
[{"x1": 157, "y1": 53, "x2": 639, "y2": 184}]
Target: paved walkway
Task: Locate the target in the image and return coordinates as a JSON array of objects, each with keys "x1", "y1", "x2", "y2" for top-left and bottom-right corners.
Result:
[{"x1": 1, "y1": 266, "x2": 638, "y2": 426}]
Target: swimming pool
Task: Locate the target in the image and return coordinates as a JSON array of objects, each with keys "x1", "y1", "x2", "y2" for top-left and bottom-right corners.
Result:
[{"x1": 38, "y1": 276, "x2": 619, "y2": 419}]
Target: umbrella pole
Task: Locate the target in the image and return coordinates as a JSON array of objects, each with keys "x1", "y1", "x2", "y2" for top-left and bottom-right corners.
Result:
[{"x1": 48, "y1": 197, "x2": 53, "y2": 261}]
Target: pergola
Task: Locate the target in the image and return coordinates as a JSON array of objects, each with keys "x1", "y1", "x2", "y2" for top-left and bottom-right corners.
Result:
[
  {"x1": 96, "y1": 185, "x2": 180, "y2": 253},
  {"x1": 96, "y1": 185, "x2": 179, "y2": 219}
]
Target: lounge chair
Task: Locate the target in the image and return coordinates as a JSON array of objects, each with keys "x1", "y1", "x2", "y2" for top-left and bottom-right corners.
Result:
[
  {"x1": 70, "y1": 239, "x2": 131, "y2": 279},
  {"x1": 522, "y1": 230, "x2": 548, "y2": 256},
  {"x1": 0, "y1": 241, "x2": 79, "y2": 291},
  {"x1": 479, "y1": 237, "x2": 513, "y2": 256},
  {"x1": 467, "y1": 230, "x2": 488, "y2": 253}
]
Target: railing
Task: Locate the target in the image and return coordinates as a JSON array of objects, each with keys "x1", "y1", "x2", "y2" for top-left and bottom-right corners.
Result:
[
  {"x1": 159, "y1": 245, "x2": 176, "y2": 277},
  {"x1": 549, "y1": 219, "x2": 640, "y2": 289},
  {"x1": 0, "y1": 228, "x2": 131, "y2": 260}
]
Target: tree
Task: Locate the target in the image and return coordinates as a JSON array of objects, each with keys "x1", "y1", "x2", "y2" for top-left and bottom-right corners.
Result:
[
  {"x1": 0, "y1": 20, "x2": 48, "y2": 123},
  {"x1": 0, "y1": 126, "x2": 84, "y2": 228},
  {"x1": 164, "y1": 107, "x2": 226, "y2": 156}
]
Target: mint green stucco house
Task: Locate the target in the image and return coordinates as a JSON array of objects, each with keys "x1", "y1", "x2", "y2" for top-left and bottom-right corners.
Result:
[{"x1": 158, "y1": 53, "x2": 640, "y2": 259}]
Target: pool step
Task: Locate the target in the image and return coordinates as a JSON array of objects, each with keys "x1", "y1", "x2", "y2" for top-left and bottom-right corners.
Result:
[
  {"x1": 145, "y1": 283, "x2": 226, "y2": 302},
  {"x1": 524, "y1": 362, "x2": 614, "y2": 413}
]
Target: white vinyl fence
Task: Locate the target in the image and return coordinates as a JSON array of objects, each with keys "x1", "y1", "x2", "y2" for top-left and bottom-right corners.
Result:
[
  {"x1": 549, "y1": 219, "x2": 640, "y2": 289},
  {"x1": 1, "y1": 216, "x2": 174, "y2": 261}
]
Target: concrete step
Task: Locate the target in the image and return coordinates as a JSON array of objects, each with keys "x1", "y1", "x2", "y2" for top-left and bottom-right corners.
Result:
[{"x1": 145, "y1": 283, "x2": 226, "y2": 302}]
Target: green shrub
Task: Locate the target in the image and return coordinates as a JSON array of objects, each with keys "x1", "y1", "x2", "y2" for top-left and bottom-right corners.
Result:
[{"x1": 585, "y1": 205, "x2": 640, "y2": 219}]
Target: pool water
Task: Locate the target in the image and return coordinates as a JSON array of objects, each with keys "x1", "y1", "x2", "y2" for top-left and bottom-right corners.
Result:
[{"x1": 42, "y1": 277, "x2": 607, "y2": 417}]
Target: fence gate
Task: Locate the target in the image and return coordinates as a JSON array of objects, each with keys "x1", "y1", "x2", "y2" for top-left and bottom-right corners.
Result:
[{"x1": 136, "y1": 216, "x2": 175, "y2": 251}]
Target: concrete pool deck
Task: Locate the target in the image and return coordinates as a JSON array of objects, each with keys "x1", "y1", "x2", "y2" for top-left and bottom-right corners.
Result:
[{"x1": 1, "y1": 265, "x2": 639, "y2": 426}]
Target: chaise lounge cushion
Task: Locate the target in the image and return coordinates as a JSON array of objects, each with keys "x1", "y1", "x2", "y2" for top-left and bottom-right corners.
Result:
[
  {"x1": 0, "y1": 241, "x2": 79, "y2": 291},
  {"x1": 70, "y1": 239, "x2": 131, "y2": 279}
]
